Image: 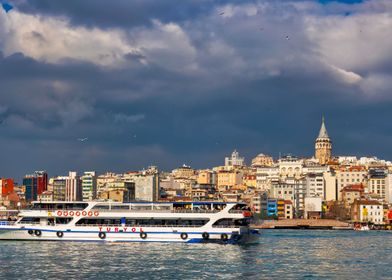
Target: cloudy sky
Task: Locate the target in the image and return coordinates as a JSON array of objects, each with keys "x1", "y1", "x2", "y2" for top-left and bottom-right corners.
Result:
[{"x1": 1, "y1": 0, "x2": 391, "y2": 180}]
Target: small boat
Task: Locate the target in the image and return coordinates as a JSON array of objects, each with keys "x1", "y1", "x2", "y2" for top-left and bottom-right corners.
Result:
[
  {"x1": 0, "y1": 201, "x2": 259, "y2": 244},
  {"x1": 354, "y1": 224, "x2": 370, "y2": 231}
]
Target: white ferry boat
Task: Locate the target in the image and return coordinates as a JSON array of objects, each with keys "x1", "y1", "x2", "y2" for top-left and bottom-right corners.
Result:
[{"x1": 0, "y1": 201, "x2": 259, "y2": 244}]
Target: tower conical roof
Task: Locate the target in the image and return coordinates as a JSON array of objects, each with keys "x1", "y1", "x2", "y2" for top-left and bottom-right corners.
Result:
[{"x1": 317, "y1": 116, "x2": 329, "y2": 139}]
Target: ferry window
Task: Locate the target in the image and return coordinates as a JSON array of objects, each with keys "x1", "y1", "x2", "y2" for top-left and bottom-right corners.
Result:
[
  {"x1": 92, "y1": 205, "x2": 110, "y2": 210},
  {"x1": 213, "y1": 218, "x2": 249, "y2": 227},
  {"x1": 20, "y1": 217, "x2": 40, "y2": 223},
  {"x1": 131, "y1": 205, "x2": 152, "y2": 211},
  {"x1": 213, "y1": 219, "x2": 235, "y2": 227},
  {"x1": 153, "y1": 205, "x2": 171, "y2": 211},
  {"x1": 62, "y1": 203, "x2": 88, "y2": 210},
  {"x1": 111, "y1": 205, "x2": 130, "y2": 210},
  {"x1": 55, "y1": 218, "x2": 73, "y2": 224}
]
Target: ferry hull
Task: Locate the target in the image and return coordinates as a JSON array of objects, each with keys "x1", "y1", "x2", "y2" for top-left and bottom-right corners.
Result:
[{"x1": 0, "y1": 226, "x2": 259, "y2": 244}]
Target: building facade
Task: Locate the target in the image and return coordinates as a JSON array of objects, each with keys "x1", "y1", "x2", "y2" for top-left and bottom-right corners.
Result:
[
  {"x1": 81, "y1": 171, "x2": 97, "y2": 201},
  {"x1": 65, "y1": 172, "x2": 82, "y2": 201},
  {"x1": 22, "y1": 171, "x2": 48, "y2": 201}
]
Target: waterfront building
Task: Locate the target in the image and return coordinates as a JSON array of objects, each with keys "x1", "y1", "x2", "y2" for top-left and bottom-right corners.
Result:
[
  {"x1": 225, "y1": 150, "x2": 245, "y2": 167},
  {"x1": 323, "y1": 170, "x2": 337, "y2": 201},
  {"x1": 304, "y1": 197, "x2": 322, "y2": 219},
  {"x1": 22, "y1": 171, "x2": 48, "y2": 201},
  {"x1": 52, "y1": 176, "x2": 67, "y2": 201},
  {"x1": 351, "y1": 199, "x2": 384, "y2": 224},
  {"x1": 251, "y1": 154, "x2": 274, "y2": 167},
  {"x1": 271, "y1": 177, "x2": 307, "y2": 218},
  {"x1": 97, "y1": 172, "x2": 121, "y2": 196},
  {"x1": 81, "y1": 171, "x2": 97, "y2": 201},
  {"x1": 368, "y1": 169, "x2": 388, "y2": 202},
  {"x1": 37, "y1": 191, "x2": 53, "y2": 202},
  {"x1": 0, "y1": 178, "x2": 14, "y2": 197},
  {"x1": 98, "y1": 181, "x2": 135, "y2": 202},
  {"x1": 65, "y1": 172, "x2": 82, "y2": 201},
  {"x1": 284, "y1": 201, "x2": 294, "y2": 219},
  {"x1": 271, "y1": 180, "x2": 295, "y2": 202},
  {"x1": 305, "y1": 173, "x2": 325, "y2": 198},
  {"x1": 336, "y1": 166, "x2": 367, "y2": 200},
  {"x1": 388, "y1": 173, "x2": 392, "y2": 204},
  {"x1": 341, "y1": 184, "x2": 365, "y2": 208},
  {"x1": 315, "y1": 117, "x2": 332, "y2": 165},
  {"x1": 126, "y1": 172, "x2": 159, "y2": 202},
  {"x1": 266, "y1": 199, "x2": 278, "y2": 218}
]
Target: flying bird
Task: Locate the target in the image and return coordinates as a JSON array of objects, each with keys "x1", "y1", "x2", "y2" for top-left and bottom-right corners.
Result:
[
  {"x1": 219, "y1": 11, "x2": 224, "y2": 16},
  {"x1": 77, "y1": 137, "x2": 88, "y2": 142},
  {"x1": 285, "y1": 35, "x2": 290, "y2": 40},
  {"x1": 2, "y1": 2, "x2": 13, "y2": 13}
]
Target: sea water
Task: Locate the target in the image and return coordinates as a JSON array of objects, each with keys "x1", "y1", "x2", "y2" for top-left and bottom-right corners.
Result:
[{"x1": 0, "y1": 230, "x2": 391, "y2": 279}]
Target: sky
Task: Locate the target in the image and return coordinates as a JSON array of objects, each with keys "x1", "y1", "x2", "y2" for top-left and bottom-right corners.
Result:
[{"x1": 1, "y1": 0, "x2": 392, "y2": 180}]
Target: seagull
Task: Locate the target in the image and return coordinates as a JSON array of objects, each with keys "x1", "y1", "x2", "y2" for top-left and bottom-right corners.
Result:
[{"x1": 77, "y1": 137, "x2": 88, "y2": 142}]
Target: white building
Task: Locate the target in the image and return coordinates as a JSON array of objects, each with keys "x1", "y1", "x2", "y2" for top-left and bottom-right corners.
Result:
[
  {"x1": 225, "y1": 150, "x2": 245, "y2": 167},
  {"x1": 305, "y1": 173, "x2": 325, "y2": 198},
  {"x1": 278, "y1": 155, "x2": 303, "y2": 179},
  {"x1": 125, "y1": 172, "x2": 159, "y2": 202},
  {"x1": 304, "y1": 197, "x2": 322, "y2": 219},
  {"x1": 256, "y1": 166, "x2": 279, "y2": 191},
  {"x1": 357, "y1": 201, "x2": 384, "y2": 224},
  {"x1": 65, "y1": 172, "x2": 82, "y2": 201},
  {"x1": 81, "y1": 171, "x2": 97, "y2": 201}
]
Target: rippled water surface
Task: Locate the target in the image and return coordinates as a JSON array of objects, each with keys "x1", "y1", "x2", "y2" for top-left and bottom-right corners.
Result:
[{"x1": 1, "y1": 230, "x2": 392, "y2": 279}]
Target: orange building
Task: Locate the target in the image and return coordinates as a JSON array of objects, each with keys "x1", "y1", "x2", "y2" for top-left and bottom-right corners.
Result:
[{"x1": 0, "y1": 178, "x2": 14, "y2": 197}]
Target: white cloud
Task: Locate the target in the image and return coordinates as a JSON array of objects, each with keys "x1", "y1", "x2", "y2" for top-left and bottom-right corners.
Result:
[
  {"x1": 305, "y1": 13, "x2": 392, "y2": 72},
  {"x1": 329, "y1": 64, "x2": 362, "y2": 84},
  {"x1": 131, "y1": 20, "x2": 197, "y2": 71},
  {"x1": 0, "y1": 11, "x2": 136, "y2": 66}
]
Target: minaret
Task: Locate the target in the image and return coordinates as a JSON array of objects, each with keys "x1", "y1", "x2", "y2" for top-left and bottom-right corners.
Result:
[{"x1": 315, "y1": 116, "x2": 332, "y2": 165}]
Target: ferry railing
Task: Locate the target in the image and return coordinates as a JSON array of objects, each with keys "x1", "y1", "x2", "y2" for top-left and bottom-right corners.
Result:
[
  {"x1": 90, "y1": 209, "x2": 221, "y2": 213},
  {"x1": 74, "y1": 224, "x2": 207, "y2": 228},
  {"x1": 0, "y1": 221, "x2": 16, "y2": 226}
]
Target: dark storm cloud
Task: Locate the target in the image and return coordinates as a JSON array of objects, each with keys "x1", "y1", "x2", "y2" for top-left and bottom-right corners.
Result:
[
  {"x1": 16, "y1": 0, "x2": 243, "y2": 29},
  {"x1": 1, "y1": 0, "x2": 392, "y2": 180}
]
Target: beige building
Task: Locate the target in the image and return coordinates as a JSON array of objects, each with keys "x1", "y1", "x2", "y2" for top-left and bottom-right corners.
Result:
[
  {"x1": 251, "y1": 154, "x2": 274, "y2": 167},
  {"x1": 336, "y1": 166, "x2": 367, "y2": 200},
  {"x1": 284, "y1": 201, "x2": 294, "y2": 219},
  {"x1": 197, "y1": 170, "x2": 216, "y2": 185},
  {"x1": 341, "y1": 184, "x2": 364, "y2": 208},
  {"x1": 278, "y1": 155, "x2": 303, "y2": 179},
  {"x1": 217, "y1": 170, "x2": 243, "y2": 192},
  {"x1": 315, "y1": 117, "x2": 332, "y2": 165},
  {"x1": 172, "y1": 165, "x2": 196, "y2": 179},
  {"x1": 323, "y1": 171, "x2": 337, "y2": 201}
]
